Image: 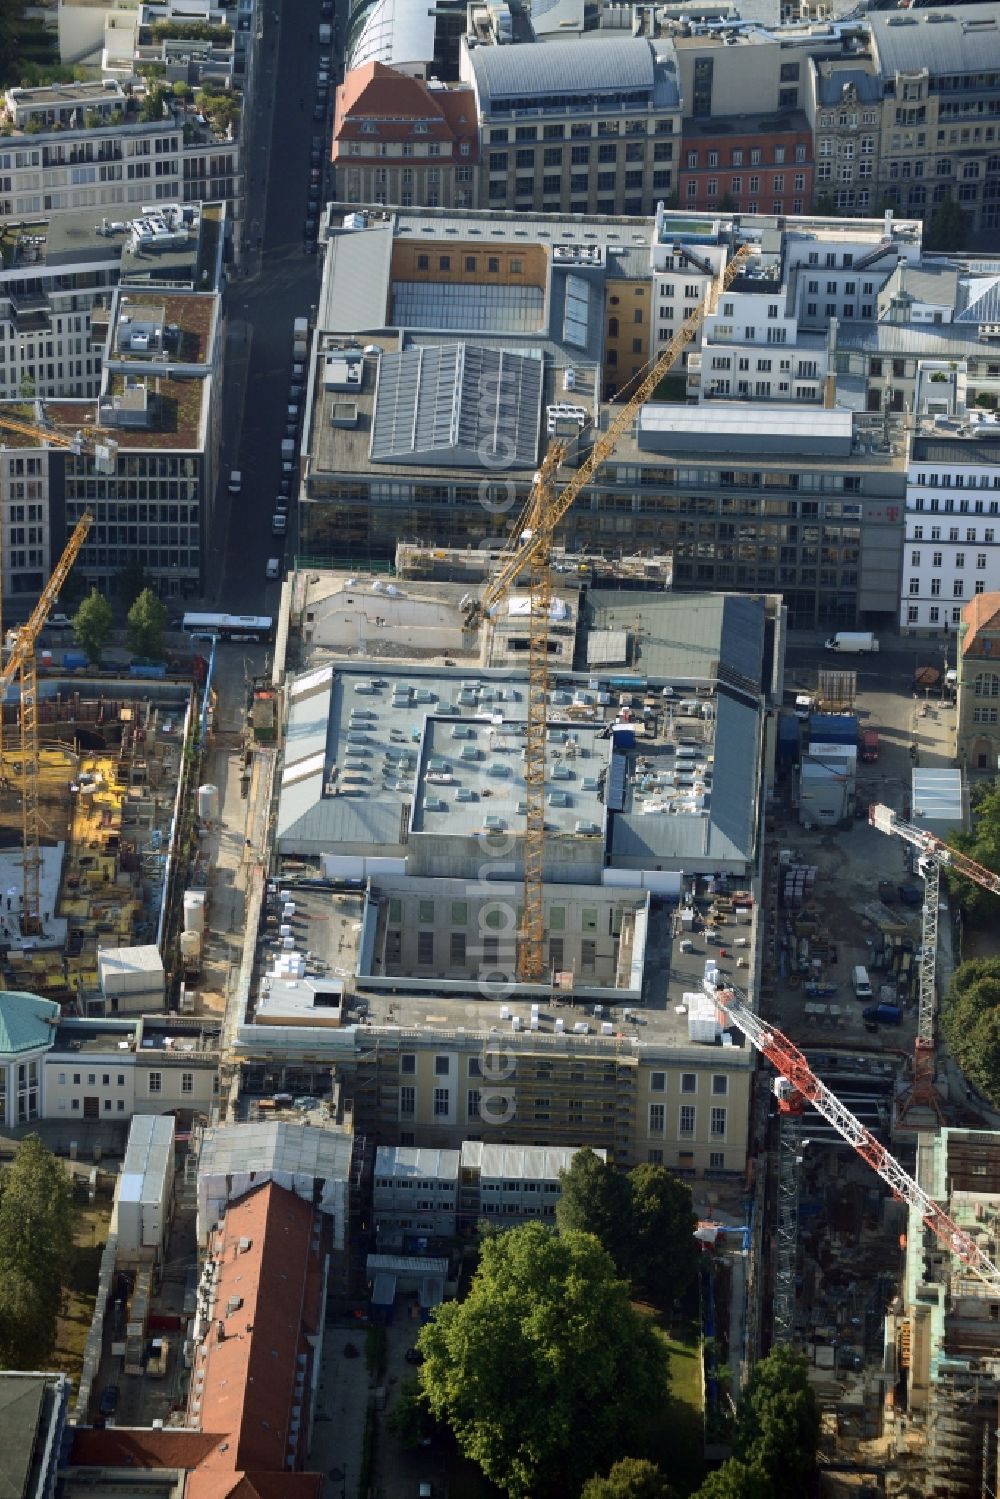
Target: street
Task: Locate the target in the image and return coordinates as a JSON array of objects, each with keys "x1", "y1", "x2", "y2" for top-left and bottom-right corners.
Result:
[
  {"x1": 783, "y1": 629, "x2": 957, "y2": 694},
  {"x1": 212, "y1": 0, "x2": 337, "y2": 613}
]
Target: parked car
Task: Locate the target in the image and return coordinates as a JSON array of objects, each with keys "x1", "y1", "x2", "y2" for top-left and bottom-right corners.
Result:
[
  {"x1": 47, "y1": 612, "x2": 73, "y2": 631},
  {"x1": 98, "y1": 1385, "x2": 120, "y2": 1418},
  {"x1": 266, "y1": 557, "x2": 281, "y2": 580},
  {"x1": 404, "y1": 1345, "x2": 423, "y2": 1365},
  {"x1": 313, "y1": 104, "x2": 325, "y2": 120}
]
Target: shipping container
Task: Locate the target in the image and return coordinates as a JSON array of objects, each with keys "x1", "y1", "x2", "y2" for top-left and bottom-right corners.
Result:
[
  {"x1": 860, "y1": 728, "x2": 879, "y2": 762},
  {"x1": 862, "y1": 1002, "x2": 903, "y2": 1025},
  {"x1": 808, "y1": 713, "x2": 858, "y2": 747}
]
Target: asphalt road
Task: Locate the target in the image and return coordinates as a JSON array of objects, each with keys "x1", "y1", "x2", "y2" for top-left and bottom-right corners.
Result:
[
  {"x1": 212, "y1": 0, "x2": 337, "y2": 613},
  {"x1": 783, "y1": 632, "x2": 957, "y2": 694}
]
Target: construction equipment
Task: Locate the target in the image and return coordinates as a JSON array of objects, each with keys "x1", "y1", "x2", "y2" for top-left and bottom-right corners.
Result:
[
  {"x1": 869, "y1": 802, "x2": 1000, "y2": 1121},
  {"x1": 716, "y1": 981, "x2": 1000, "y2": 1296},
  {"x1": 0, "y1": 513, "x2": 93, "y2": 931},
  {"x1": 479, "y1": 242, "x2": 752, "y2": 980},
  {"x1": 0, "y1": 403, "x2": 117, "y2": 476}
]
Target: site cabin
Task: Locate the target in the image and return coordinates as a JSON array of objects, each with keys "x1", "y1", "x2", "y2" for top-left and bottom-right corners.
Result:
[{"x1": 860, "y1": 728, "x2": 879, "y2": 762}]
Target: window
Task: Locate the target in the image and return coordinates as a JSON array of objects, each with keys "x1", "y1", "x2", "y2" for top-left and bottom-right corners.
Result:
[
  {"x1": 400, "y1": 1085, "x2": 415, "y2": 1116},
  {"x1": 417, "y1": 931, "x2": 434, "y2": 964},
  {"x1": 450, "y1": 931, "x2": 466, "y2": 965},
  {"x1": 710, "y1": 1107, "x2": 727, "y2": 1138},
  {"x1": 911, "y1": 550, "x2": 921, "y2": 566},
  {"x1": 712, "y1": 1074, "x2": 729, "y2": 1096},
  {"x1": 649, "y1": 1103, "x2": 665, "y2": 1134},
  {"x1": 650, "y1": 1071, "x2": 666, "y2": 1092},
  {"x1": 401, "y1": 1053, "x2": 416, "y2": 1074},
  {"x1": 679, "y1": 1105, "x2": 696, "y2": 1137},
  {"x1": 709, "y1": 1151, "x2": 725, "y2": 1170},
  {"x1": 147, "y1": 1071, "x2": 162, "y2": 1094},
  {"x1": 467, "y1": 1089, "x2": 481, "y2": 1120},
  {"x1": 418, "y1": 899, "x2": 434, "y2": 924},
  {"x1": 435, "y1": 1055, "x2": 450, "y2": 1076},
  {"x1": 954, "y1": 579, "x2": 965, "y2": 598},
  {"x1": 433, "y1": 1087, "x2": 450, "y2": 1117},
  {"x1": 648, "y1": 1149, "x2": 664, "y2": 1165},
  {"x1": 681, "y1": 1073, "x2": 697, "y2": 1094},
  {"x1": 181, "y1": 1072, "x2": 193, "y2": 1094}
]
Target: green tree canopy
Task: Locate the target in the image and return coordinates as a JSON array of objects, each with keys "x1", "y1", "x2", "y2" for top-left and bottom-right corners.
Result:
[
  {"x1": 733, "y1": 1347, "x2": 820, "y2": 1499},
  {"x1": 694, "y1": 1459, "x2": 774, "y2": 1499},
  {"x1": 418, "y1": 1222, "x2": 668, "y2": 1498},
  {"x1": 0, "y1": 1136, "x2": 75, "y2": 1366},
  {"x1": 73, "y1": 587, "x2": 113, "y2": 664},
  {"x1": 926, "y1": 193, "x2": 969, "y2": 252},
  {"x1": 946, "y1": 782, "x2": 1000, "y2": 923},
  {"x1": 555, "y1": 1146, "x2": 634, "y2": 1273},
  {"x1": 127, "y1": 587, "x2": 168, "y2": 661},
  {"x1": 941, "y1": 956, "x2": 1000, "y2": 1106},
  {"x1": 582, "y1": 1457, "x2": 677, "y2": 1499},
  {"x1": 629, "y1": 1163, "x2": 699, "y2": 1300}
]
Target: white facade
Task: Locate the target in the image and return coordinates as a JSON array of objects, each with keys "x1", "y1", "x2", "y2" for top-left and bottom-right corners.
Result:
[
  {"x1": 695, "y1": 285, "x2": 829, "y2": 403},
  {"x1": 114, "y1": 1113, "x2": 175, "y2": 1262},
  {"x1": 459, "y1": 1142, "x2": 605, "y2": 1225},
  {"x1": 900, "y1": 422, "x2": 1000, "y2": 633},
  {"x1": 373, "y1": 1145, "x2": 460, "y2": 1244}
]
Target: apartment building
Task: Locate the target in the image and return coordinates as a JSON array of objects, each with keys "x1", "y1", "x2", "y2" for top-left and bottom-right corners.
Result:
[
  {"x1": 460, "y1": 37, "x2": 681, "y2": 217},
  {"x1": 332, "y1": 64, "x2": 478, "y2": 209},
  {"x1": 0, "y1": 200, "x2": 219, "y2": 405},
  {"x1": 900, "y1": 414, "x2": 1000, "y2": 634},
  {"x1": 955, "y1": 590, "x2": 1000, "y2": 769},
  {"x1": 0, "y1": 81, "x2": 243, "y2": 259},
  {"x1": 679, "y1": 113, "x2": 813, "y2": 217},
  {"x1": 869, "y1": 3, "x2": 1000, "y2": 234},
  {"x1": 806, "y1": 59, "x2": 883, "y2": 215}
]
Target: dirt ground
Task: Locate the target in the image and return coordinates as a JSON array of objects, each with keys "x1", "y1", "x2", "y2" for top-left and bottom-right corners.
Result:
[{"x1": 49, "y1": 1200, "x2": 113, "y2": 1387}]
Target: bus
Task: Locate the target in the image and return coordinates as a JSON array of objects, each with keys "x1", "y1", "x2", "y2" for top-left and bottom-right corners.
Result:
[{"x1": 180, "y1": 613, "x2": 273, "y2": 643}]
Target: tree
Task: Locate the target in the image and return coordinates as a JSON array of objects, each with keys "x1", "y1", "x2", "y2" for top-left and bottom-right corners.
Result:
[
  {"x1": 694, "y1": 1459, "x2": 773, "y2": 1499},
  {"x1": 940, "y1": 957, "x2": 1000, "y2": 1106},
  {"x1": 127, "y1": 586, "x2": 168, "y2": 661},
  {"x1": 418, "y1": 1222, "x2": 668, "y2": 1498},
  {"x1": 387, "y1": 1376, "x2": 437, "y2": 1448},
  {"x1": 926, "y1": 193, "x2": 969, "y2": 252},
  {"x1": 946, "y1": 782, "x2": 1000, "y2": 923},
  {"x1": 172, "y1": 80, "x2": 191, "y2": 106},
  {"x1": 733, "y1": 1347, "x2": 819, "y2": 1499},
  {"x1": 74, "y1": 587, "x2": 113, "y2": 664},
  {"x1": 629, "y1": 1164, "x2": 698, "y2": 1301},
  {"x1": 139, "y1": 84, "x2": 167, "y2": 123},
  {"x1": 555, "y1": 1147, "x2": 634, "y2": 1273},
  {"x1": 0, "y1": 1136, "x2": 75, "y2": 1367},
  {"x1": 582, "y1": 1457, "x2": 677, "y2": 1499},
  {"x1": 116, "y1": 558, "x2": 148, "y2": 611}
]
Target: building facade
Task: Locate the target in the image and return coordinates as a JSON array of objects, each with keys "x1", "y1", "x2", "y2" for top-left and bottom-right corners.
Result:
[
  {"x1": 956, "y1": 591, "x2": 1000, "y2": 769},
  {"x1": 807, "y1": 61, "x2": 884, "y2": 216},
  {"x1": 332, "y1": 64, "x2": 478, "y2": 210},
  {"x1": 679, "y1": 113, "x2": 814, "y2": 217},
  {"x1": 900, "y1": 418, "x2": 1000, "y2": 634},
  {"x1": 461, "y1": 37, "x2": 681, "y2": 218}
]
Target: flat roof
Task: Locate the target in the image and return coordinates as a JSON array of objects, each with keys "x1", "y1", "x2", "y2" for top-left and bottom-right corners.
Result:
[
  {"x1": 375, "y1": 1145, "x2": 461, "y2": 1181},
  {"x1": 460, "y1": 1141, "x2": 604, "y2": 1179},
  {"x1": 198, "y1": 1118, "x2": 355, "y2": 1181},
  {"x1": 911, "y1": 768, "x2": 964, "y2": 830},
  {"x1": 249, "y1": 885, "x2": 365, "y2": 1023},
  {"x1": 637, "y1": 402, "x2": 853, "y2": 455}
]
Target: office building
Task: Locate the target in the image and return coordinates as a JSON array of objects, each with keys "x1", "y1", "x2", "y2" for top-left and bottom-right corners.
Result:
[
  {"x1": 460, "y1": 36, "x2": 681, "y2": 217},
  {"x1": 678, "y1": 112, "x2": 813, "y2": 217},
  {"x1": 900, "y1": 414, "x2": 1000, "y2": 634}
]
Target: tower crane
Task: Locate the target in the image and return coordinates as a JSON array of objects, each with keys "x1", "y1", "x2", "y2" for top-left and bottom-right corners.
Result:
[
  {"x1": 869, "y1": 801, "x2": 1000, "y2": 1121},
  {"x1": 0, "y1": 513, "x2": 93, "y2": 932},
  {"x1": 479, "y1": 242, "x2": 753, "y2": 980},
  {"x1": 715, "y1": 981, "x2": 1000, "y2": 1298},
  {"x1": 0, "y1": 404, "x2": 117, "y2": 476}
]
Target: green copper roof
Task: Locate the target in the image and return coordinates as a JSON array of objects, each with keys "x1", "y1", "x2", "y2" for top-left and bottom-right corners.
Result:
[{"x1": 0, "y1": 991, "x2": 61, "y2": 1055}]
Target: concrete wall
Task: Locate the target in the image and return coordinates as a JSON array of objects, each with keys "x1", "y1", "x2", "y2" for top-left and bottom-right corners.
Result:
[{"x1": 58, "y1": 0, "x2": 113, "y2": 65}]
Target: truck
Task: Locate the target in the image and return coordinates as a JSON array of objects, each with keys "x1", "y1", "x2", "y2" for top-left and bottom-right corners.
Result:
[
  {"x1": 824, "y1": 631, "x2": 879, "y2": 653},
  {"x1": 292, "y1": 316, "x2": 309, "y2": 360},
  {"x1": 862, "y1": 1002, "x2": 903, "y2": 1026},
  {"x1": 860, "y1": 727, "x2": 879, "y2": 762}
]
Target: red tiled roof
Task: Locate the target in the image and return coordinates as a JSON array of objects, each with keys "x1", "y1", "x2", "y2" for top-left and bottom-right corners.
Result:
[
  {"x1": 187, "y1": 1470, "x2": 323, "y2": 1499},
  {"x1": 194, "y1": 1180, "x2": 326, "y2": 1475},
  {"x1": 961, "y1": 591, "x2": 1000, "y2": 657},
  {"x1": 70, "y1": 1428, "x2": 223, "y2": 1469},
  {"x1": 333, "y1": 61, "x2": 475, "y2": 153}
]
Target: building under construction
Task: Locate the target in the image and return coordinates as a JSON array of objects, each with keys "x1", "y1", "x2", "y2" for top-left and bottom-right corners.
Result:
[
  {"x1": 885, "y1": 1127, "x2": 1000, "y2": 1498},
  {"x1": 0, "y1": 676, "x2": 197, "y2": 1013}
]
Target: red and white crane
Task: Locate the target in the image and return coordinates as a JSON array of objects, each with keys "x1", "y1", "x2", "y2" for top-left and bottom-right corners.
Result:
[
  {"x1": 715, "y1": 983, "x2": 1000, "y2": 1294},
  {"x1": 869, "y1": 802, "x2": 1000, "y2": 1119}
]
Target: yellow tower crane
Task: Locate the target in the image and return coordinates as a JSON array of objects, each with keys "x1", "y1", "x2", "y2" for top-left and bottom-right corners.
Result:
[
  {"x1": 479, "y1": 243, "x2": 752, "y2": 981},
  {"x1": 0, "y1": 513, "x2": 93, "y2": 932},
  {"x1": 0, "y1": 404, "x2": 118, "y2": 476}
]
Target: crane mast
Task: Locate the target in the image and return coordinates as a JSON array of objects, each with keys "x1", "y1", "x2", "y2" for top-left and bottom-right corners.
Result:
[
  {"x1": 481, "y1": 243, "x2": 752, "y2": 980},
  {"x1": 715, "y1": 982, "x2": 1000, "y2": 1293},
  {"x1": 0, "y1": 514, "x2": 93, "y2": 928},
  {"x1": 869, "y1": 801, "x2": 1000, "y2": 1119}
]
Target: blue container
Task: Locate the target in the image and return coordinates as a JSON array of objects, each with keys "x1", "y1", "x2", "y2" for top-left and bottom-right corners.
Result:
[
  {"x1": 808, "y1": 713, "x2": 858, "y2": 746},
  {"x1": 62, "y1": 651, "x2": 88, "y2": 670},
  {"x1": 130, "y1": 661, "x2": 167, "y2": 679},
  {"x1": 611, "y1": 725, "x2": 636, "y2": 749},
  {"x1": 777, "y1": 713, "x2": 800, "y2": 764}
]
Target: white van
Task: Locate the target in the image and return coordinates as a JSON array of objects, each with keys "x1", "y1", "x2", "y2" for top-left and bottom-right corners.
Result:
[
  {"x1": 228, "y1": 470, "x2": 241, "y2": 493},
  {"x1": 266, "y1": 557, "x2": 280, "y2": 580},
  {"x1": 852, "y1": 965, "x2": 873, "y2": 1000},
  {"x1": 271, "y1": 514, "x2": 287, "y2": 535}
]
